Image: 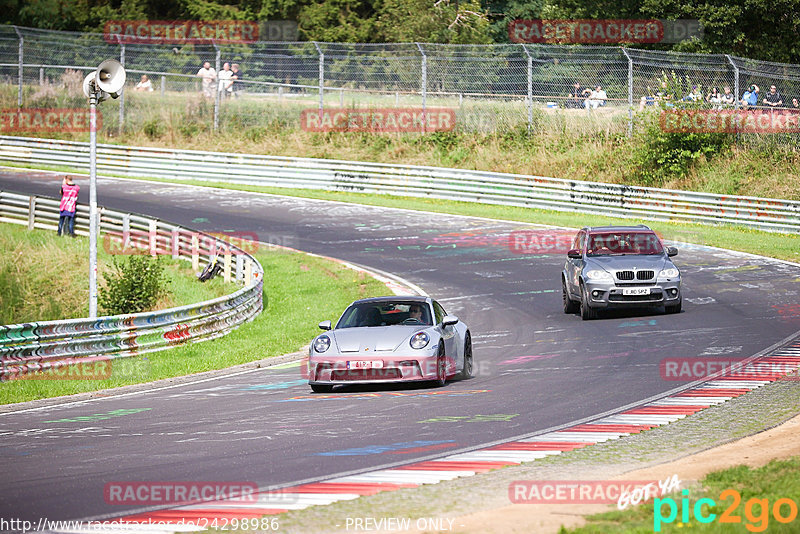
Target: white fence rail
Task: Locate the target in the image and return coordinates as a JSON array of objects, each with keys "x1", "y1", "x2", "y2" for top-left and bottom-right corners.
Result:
[
  {"x1": 0, "y1": 189, "x2": 264, "y2": 380},
  {"x1": 1, "y1": 135, "x2": 798, "y2": 233}
]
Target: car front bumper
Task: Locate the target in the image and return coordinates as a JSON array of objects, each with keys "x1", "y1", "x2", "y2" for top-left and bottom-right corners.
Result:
[
  {"x1": 308, "y1": 353, "x2": 442, "y2": 385},
  {"x1": 583, "y1": 279, "x2": 681, "y2": 309}
]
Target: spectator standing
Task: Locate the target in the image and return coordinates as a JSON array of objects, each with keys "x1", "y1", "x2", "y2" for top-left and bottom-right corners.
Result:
[
  {"x1": 218, "y1": 62, "x2": 234, "y2": 98},
  {"x1": 792, "y1": 97, "x2": 799, "y2": 109},
  {"x1": 58, "y1": 176, "x2": 80, "y2": 237},
  {"x1": 763, "y1": 85, "x2": 784, "y2": 107},
  {"x1": 196, "y1": 61, "x2": 216, "y2": 98},
  {"x1": 231, "y1": 63, "x2": 244, "y2": 98},
  {"x1": 740, "y1": 84, "x2": 760, "y2": 108},
  {"x1": 135, "y1": 74, "x2": 153, "y2": 92},
  {"x1": 566, "y1": 82, "x2": 583, "y2": 108},
  {"x1": 583, "y1": 85, "x2": 607, "y2": 109}
]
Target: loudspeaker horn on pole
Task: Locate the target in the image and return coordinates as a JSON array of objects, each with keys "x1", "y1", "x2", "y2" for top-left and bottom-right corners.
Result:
[
  {"x1": 82, "y1": 71, "x2": 98, "y2": 98},
  {"x1": 95, "y1": 59, "x2": 126, "y2": 99}
]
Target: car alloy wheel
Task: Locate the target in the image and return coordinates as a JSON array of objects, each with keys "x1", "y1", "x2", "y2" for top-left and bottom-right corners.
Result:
[
  {"x1": 563, "y1": 277, "x2": 578, "y2": 314},
  {"x1": 435, "y1": 344, "x2": 447, "y2": 387},
  {"x1": 580, "y1": 283, "x2": 597, "y2": 320}
]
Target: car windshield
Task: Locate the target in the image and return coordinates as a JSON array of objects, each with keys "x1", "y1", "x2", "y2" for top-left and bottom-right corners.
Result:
[
  {"x1": 587, "y1": 232, "x2": 663, "y2": 256},
  {"x1": 336, "y1": 301, "x2": 432, "y2": 328}
]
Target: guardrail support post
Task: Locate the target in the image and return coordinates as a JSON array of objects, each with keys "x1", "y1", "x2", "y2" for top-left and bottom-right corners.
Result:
[
  {"x1": 122, "y1": 213, "x2": 130, "y2": 249},
  {"x1": 191, "y1": 233, "x2": 199, "y2": 271},
  {"x1": 39, "y1": 67, "x2": 44, "y2": 86},
  {"x1": 223, "y1": 250, "x2": 232, "y2": 283},
  {"x1": 236, "y1": 254, "x2": 244, "y2": 282},
  {"x1": 28, "y1": 196, "x2": 35, "y2": 230},
  {"x1": 244, "y1": 258, "x2": 252, "y2": 285},
  {"x1": 171, "y1": 227, "x2": 179, "y2": 259},
  {"x1": 149, "y1": 219, "x2": 157, "y2": 256},
  {"x1": 160, "y1": 75, "x2": 166, "y2": 97}
]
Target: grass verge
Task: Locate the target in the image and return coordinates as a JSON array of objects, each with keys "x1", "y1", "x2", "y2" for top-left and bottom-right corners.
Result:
[
  {"x1": 0, "y1": 247, "x2": 388, "y2": 404},
  {"x1": 0, "y1": 222, "x2": 234, "y2": 324},
  {"x1": 565, "y1": 456, "x2": 800, "y2": 533}
]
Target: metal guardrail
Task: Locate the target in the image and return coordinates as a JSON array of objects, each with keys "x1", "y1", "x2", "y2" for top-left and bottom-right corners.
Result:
[
  {"x1": 1, "y1": 135, "x2": 798, "y2": 233},
  {"x1": 0, "y1": 190, "x2": 264, "y2": 381}
]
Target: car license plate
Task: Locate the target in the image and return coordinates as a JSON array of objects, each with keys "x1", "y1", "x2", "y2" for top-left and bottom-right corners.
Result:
[
  {"x1": 347, "y1": 360, "x2": 384, "y2": 370},
  {"x1": 623, "y1": 287, "x2": 650, "y2": 296}
]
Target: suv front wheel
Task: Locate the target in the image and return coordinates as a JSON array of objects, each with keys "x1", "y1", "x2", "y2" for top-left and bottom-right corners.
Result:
[{"x1": 580, "y1": 282, "x2": 598, "y2": 320}]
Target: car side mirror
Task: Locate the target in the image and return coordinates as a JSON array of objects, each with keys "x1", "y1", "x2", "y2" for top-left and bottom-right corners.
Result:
[
  {"x1": 567, "y1": 249, "x2": 582, "y2": 259},
  {"x1": 318, "y1": 320, "x2": 332, "y2": 331},
  {"x1": 442, "y1": 315, "x2": 459, "y2": 327},
  {"x1": 666, "y1": 246, "x2": 678, "y2": 257}
]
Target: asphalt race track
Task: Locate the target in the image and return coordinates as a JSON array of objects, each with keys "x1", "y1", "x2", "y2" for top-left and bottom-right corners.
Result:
[{"x1": 2, "y1": 170, "x2": 799, "y2": 523}]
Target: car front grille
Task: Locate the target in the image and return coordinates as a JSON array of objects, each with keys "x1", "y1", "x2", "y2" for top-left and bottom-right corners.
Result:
[
  {"x1": 331, "y1": 369, "x2": 402, "y2": 381},
  {"x1": 616, "y1": 270, "x2": 655, "y2": 281}
]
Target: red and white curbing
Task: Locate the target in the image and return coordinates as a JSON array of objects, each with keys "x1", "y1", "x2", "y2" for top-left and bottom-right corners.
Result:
[{"x1": 54, "y1": 346, "x2": 800, "y2": 533}]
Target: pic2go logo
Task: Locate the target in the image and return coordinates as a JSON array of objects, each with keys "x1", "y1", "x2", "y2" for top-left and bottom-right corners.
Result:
[{"x1": 654, "y1": 489, "x2": 800, "y2": 532}]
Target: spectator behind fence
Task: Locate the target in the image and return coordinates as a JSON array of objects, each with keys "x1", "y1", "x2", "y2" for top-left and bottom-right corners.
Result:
[
  {"x1": 566, "y1": 82, "x2": 584, "y2": 108},
  {"x1": 720, "y1": 85, "x2": 735, "y2": 106},
  {"x1": 792, "y1": 97, "x2": 800, "y2": 109},
  {"x1": 683, "y1": 85, "x2": 703, "y2": 102},
  {"x1": 58, "y1": 176, "x2": 80, "y2": 237},
  {"x1": 583, "y1": 85, "x2": 607, "y2": 109},
  {"x1": 763, "y1": 84, "x2": 784, "y2": 107},
  {"x1": 639, "y1": 80, "x2": 671, "y2": 110},
  {"x1": 218, "y1": 62, "x2": 234, "y2": 97},
  {"x1": 706, "y1": 87, "x2": 722, "y2": 105},
  {"x1": 231, "y1": 63, "x2": 244, "y2": 97},
  {"x1": 740, "y1": 84, "x2": 760, "y2": 108},
  {"x1": 134, "y1": 74, "x2": 153, "y2": 92},
  {"x1": 196, "y1": 61, "x2": 216, "y2": 98}
]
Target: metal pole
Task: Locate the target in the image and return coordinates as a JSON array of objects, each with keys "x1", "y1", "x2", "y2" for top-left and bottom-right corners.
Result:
[
  {"x1": 89, "y1": 92, "x2": 99, "y2": 318},
  {"x1": 214, "y1": 44, "x2": 220, "y2": 131},
  {"x1": 161, "y1": 75, "x2": 166, "y2": 97},
  {"x1": 14, "y1": 27, "x2": 23, "y2": 107},
  {"x1": 725, "y1": 55, "x2": 740, "y2": 109},
  {"x1": 622, "y1": 48, "x2": 633, "y2": 137},
  {"x1": 118, "y1": 43, "x2": 125, "y2": 133},
  {"x1": 313, "y1": 42, "x2": 324, "y2": 113},
  {"x1": 416, "y1": 43, "x2": 427, "y2": 132},
  {"x1": 521, "y1": 45, "x2": 533, "y2": 133}
]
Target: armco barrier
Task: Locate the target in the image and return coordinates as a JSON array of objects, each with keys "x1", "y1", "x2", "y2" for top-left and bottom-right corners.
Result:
[
  {"x1": 1, "y1": 136, "x2": 798, "y2": 233},
  {"x1": 0, "y1": 190, "x2": 264, "y2": 381}
]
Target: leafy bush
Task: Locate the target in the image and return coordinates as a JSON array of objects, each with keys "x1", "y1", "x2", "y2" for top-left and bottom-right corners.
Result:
[
  {"x1": 630, "y1": 71, "x2": 733, "y2": 186},
  {"x1": 143, "y1": 118, "x2": 166, "y2": 140},
  {"x1": 99, "y1": 255, "x2": 168, "y2": 316}
]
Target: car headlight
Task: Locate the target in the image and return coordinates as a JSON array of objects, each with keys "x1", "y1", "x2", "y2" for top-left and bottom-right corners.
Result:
[
  {"x1": 314, "y1": 335, "x2": 331, "y2": 353},
  {"x1": 660, "y1": 268, "x2": 680, "y2": 278},
  {"x1": 410, "y1": 332, "x2": 430, "y2": 350},
  {"x1": 586, "y1": 270, "x2": 612, "y2": 280}
]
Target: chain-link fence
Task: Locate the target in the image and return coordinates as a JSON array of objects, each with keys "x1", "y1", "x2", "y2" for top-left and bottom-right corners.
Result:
[{"x1": 1, "y1": 24, "x2": 799, "y2": 144}]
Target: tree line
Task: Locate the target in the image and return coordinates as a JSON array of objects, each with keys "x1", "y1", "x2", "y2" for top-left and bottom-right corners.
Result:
[{"x1": 2, "y1": 0, "x2": 798, "y2": 64}]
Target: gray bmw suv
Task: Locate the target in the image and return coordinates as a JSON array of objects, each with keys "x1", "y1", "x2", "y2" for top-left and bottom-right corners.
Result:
[{"x1": 562, "y1": 225, "x2": 682, "y2": 320}]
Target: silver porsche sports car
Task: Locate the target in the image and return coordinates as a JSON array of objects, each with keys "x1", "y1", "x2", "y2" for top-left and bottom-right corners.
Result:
[{"x1": 307, "y1": 296, "x2": 472, "y2": 393}]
